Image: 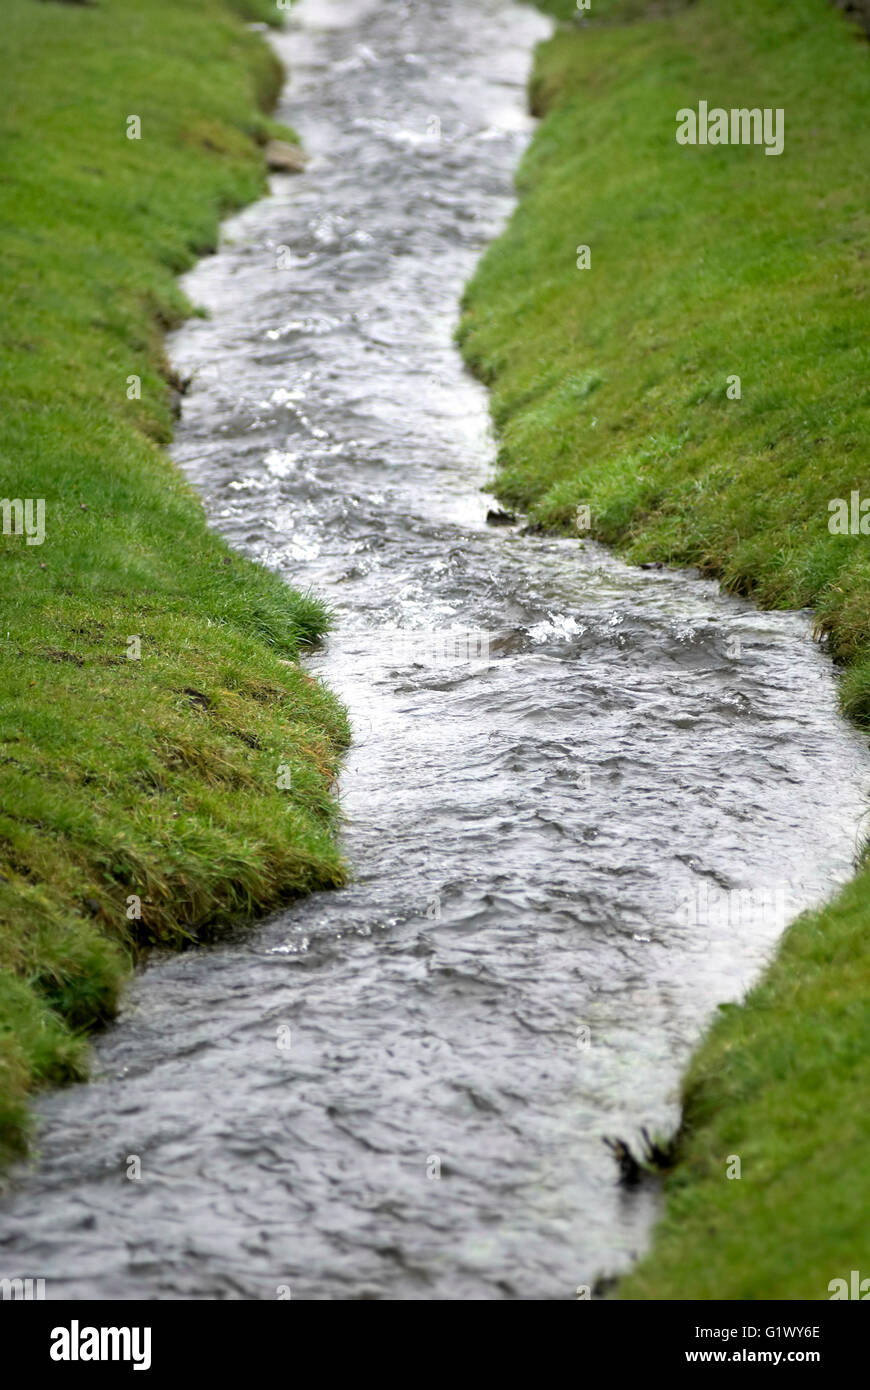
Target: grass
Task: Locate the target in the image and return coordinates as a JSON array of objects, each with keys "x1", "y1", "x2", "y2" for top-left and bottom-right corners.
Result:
[
  {"x1": 0, "y1": 0, "x2": 348, "y2": 1162},
  {"x1": 459, "y1": 0, "x2": 870, "y2": 1298},
  {"x1": 624, "y1": 871, "x2": 870, "y2": 1299}
]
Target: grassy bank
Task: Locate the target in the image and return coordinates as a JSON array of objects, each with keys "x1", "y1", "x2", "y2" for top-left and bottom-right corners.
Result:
[
  {"x1": 459, "y1": 0, "x2": 870, "y2": 1297},
  {"x1": 0, "y1": 0, "x2": 347, "y2": 1161}
]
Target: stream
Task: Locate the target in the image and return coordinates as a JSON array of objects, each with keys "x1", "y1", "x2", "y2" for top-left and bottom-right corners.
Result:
[{"x1": 2, "y1": 0, "x2": 869, "y2": 1300}]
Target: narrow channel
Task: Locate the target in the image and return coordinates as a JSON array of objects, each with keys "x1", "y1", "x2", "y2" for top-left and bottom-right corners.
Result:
[{"x1": 2, "y1": 0, "x2": 868, "y2": 1299}]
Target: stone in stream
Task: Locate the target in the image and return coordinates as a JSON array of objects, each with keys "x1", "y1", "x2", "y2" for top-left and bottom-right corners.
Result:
[
  {"x1": 265, "y1": 139, "x2": 308, "y2": 174},
  {"x1": 486, "y1": 506, "x2": 518, "y2": 527}
]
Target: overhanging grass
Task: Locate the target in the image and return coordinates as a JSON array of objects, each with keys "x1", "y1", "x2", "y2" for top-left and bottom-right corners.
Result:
[
  {"x1": 460, "y1": 0, "x2": 870, "y2": 1297},
  {"x1": 0, "y1": 0, "x2": 347, "y2": 1162}
]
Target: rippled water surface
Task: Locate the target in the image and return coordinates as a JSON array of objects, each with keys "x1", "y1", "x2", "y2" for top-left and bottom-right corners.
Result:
[{"x1": 3, "y1": 0, "x2": 869, "y2": 1300}]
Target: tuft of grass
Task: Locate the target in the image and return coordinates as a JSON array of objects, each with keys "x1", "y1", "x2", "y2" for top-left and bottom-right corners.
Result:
[
  {"x1": 461, "y1": 0, "x2": 870, "y2": 1297},
  {"x1": 0, "y1": 0, "x2": 346, "y2": 1158}
]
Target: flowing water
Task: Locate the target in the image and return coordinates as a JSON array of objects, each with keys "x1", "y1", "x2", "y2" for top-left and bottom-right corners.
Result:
[{"x1": 2, "y1": 0, "x2": 869, "y2": 1300}]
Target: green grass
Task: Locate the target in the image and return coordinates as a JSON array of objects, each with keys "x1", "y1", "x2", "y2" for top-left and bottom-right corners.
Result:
[
  {"x1": 459, "y1": 0, "x2": 870, "y2": 1298},
  {"x1": 624, "y1": 872, "x2": 870, "y2": 1299},
  {"x1": 0, "y1": 0, "x2": 347, "y2": 1162}
]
